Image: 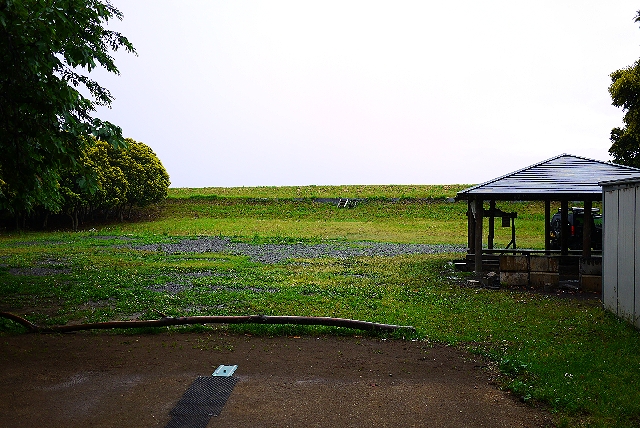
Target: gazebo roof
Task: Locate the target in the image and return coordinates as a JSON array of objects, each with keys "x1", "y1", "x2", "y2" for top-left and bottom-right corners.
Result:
[{"x1": 457, "y1": 154, "x2": 640, "y2": 201}]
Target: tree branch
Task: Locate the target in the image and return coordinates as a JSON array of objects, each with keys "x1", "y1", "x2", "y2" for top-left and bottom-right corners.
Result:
[{"x1": 0, "y1": 312, "x2": 415, "y2": 334}]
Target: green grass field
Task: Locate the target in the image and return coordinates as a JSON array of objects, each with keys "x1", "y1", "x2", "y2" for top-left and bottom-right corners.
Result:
[{"x1": 0, "y1": 185, "x2": 637, "y2": 427}]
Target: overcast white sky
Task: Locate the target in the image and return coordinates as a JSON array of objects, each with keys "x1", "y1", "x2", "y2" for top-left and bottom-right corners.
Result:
[{"x1": 93, "y1": 1, "x2": 640, "y2": 188}]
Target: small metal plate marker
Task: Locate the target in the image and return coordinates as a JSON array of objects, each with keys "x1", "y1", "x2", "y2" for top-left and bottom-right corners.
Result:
[{"x1": 212, "y1": 365, "x2": 238, "y2": 377}]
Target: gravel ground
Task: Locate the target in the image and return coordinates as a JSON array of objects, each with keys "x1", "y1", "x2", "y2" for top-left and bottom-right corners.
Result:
[{"x1": 135, "y1": 237, "x2": 465, "y2": 264}]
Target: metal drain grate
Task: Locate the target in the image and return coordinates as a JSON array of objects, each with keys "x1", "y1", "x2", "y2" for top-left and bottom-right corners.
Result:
[{"x1": 165, "y1": 376, "x2": 238, "y2": 428}]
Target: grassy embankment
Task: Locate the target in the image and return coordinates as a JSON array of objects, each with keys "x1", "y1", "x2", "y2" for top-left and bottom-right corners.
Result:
[
  {"x1": 0, "y1": 185, "x2": 637, "y2": 427},
  {"x1": 117, "y1": 185, "x2": 547, "y2": 248}
]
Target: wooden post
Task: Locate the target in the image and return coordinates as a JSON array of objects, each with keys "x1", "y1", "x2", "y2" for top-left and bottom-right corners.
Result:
[
  {"x1": 545, "y1": 200, "x2": 551, "y2": 253},
  {"x1": 474, "y1": 198, "x2": 484, "y2": 275},
  {"x1": 583, "y1": 199, "x2": 592, "y2": 258},
  {"x1": 561, "y1": 199, "x2": 569, "y2": 256},
  {"x1": 467, "y1": 200, "x2": 475, "y2": 254},
  {"x1": 488, "y1": 200, "x2": 495, "y2": 250}
]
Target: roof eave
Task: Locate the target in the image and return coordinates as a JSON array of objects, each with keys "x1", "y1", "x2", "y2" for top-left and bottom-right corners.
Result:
[{"x1": 456, "y1": 191, "x2": 604, "y2": 202}]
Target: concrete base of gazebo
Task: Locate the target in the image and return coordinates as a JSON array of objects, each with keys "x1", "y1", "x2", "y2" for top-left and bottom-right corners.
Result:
[{"x1": 457, "y1": 252, "x2": 602, "y2": 293}]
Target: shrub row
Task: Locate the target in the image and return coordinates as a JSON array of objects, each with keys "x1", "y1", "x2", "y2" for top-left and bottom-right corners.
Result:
[{"x1": 5, "y1": 138, "x2": 170, "y2": 230}]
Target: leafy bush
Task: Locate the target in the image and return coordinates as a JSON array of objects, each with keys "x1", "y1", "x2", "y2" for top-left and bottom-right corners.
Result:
[
  {"x1": 112, "y1": 138, "x2": 170, "y2": 211},
  {"x1": 56, "y1": 137, "x2": 169, "y2": 229}
]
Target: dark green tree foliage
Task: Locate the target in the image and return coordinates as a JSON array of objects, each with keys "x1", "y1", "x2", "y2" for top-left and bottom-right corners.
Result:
[
  {"x1": 609, "y1": 11, "x2": 640, "y2": 168},
  {"x1": 608, "y1": 126, "x2": 640, "y2": 168},
  {"x1": 0, "y1": 0, "x2": 135, "y2": 216}
]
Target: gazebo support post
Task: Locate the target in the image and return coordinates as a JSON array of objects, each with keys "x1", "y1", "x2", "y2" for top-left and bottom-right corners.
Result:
[
  {"x1": 583, "y1": 199, "x2": 592, "y2": 258},
  {"x1": 561, "y1": 199, "x2": 569, "y2": 256},
  {"x1": 545, "y1": 200, "x2": 551, "y2": 253},
  {"x1": 488, "y1": 200, "x2": 495, "y2": 250},
  {"x1": 467, "y1": 200, "x2": 475, "y2": 254},
  {"x1": 474, "y1": 198, "x2": 484, "y2": 275}
]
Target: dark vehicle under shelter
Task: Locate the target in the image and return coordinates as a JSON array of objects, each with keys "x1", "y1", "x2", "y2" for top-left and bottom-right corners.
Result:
[{"x1": 549, "y1": 207, "x2": 602, "y2": 251}]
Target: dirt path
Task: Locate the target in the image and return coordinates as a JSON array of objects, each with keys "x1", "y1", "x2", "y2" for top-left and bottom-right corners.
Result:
[{"x1": 0, "y1": 332, "x2": 554, "y2": 427}]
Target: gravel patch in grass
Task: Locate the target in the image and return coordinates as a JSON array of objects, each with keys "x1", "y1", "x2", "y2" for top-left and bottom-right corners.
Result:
[
  {"x1": 9, "y1": 267, "x2": 72, "y2": 276},
  {"x1": 134, "y1": 237, "x2": 465, "y2": 264},
  {"x1": 147, "y1": 282, "x2": 187, "y2": 294},
  {"x1": 148, "y1": 280, "x2": 278, "y2": 294}
]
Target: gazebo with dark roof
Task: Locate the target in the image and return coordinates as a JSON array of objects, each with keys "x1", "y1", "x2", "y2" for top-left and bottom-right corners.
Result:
[{"x1": 456, "y1": 154, "x2": 640, "y2": 274}]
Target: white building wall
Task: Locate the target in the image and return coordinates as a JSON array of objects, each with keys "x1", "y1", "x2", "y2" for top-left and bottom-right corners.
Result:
[
  {"x1": 602, "y1": 189, "x2": 618, "y2": 314},
  {"x1": 635, "y1": 186, "x2": 640, "y2": 327},
  {"x1": 603, "y1": 180, "x2": 640, "y2": 328}
]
